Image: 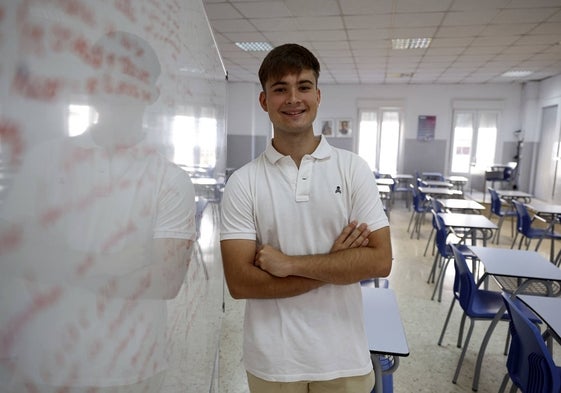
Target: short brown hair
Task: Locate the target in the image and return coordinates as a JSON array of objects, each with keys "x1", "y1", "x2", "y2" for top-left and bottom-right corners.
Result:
[{"x1": 258, "y1": 43, "x2": 320, "y2": 90}]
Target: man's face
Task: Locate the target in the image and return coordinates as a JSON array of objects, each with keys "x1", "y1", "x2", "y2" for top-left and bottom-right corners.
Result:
[{"x1": 259, "y1": 69, "x2": 321, "y2": 135}]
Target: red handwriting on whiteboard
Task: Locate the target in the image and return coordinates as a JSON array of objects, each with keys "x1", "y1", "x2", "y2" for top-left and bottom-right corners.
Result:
[
  {"x1": 1, "y1": 286, "x2": 63, "y2": 355},
  {"x1": 115, "y1": 0, "x2": 136, "y2": 23},
  {"x1": 0, "y1": 119, "x2": 25, "y2": 166},
  {"x1": 0, "y1": 224, "x2": 23, "y2": 256},
  {"x1": 12, "y1": 64, "x2": 62, "y2": 101}
]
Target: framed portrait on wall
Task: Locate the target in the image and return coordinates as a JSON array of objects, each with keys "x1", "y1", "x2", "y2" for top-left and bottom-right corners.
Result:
[
  {"x1": 320, "y1": 119, "x2": 334, "y2": 136},
  {"x1": 337, "y1": 119, "x2": 352, "y2": 137}
]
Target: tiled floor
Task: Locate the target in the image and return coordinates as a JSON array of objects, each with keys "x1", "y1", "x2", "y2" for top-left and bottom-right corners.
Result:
[{"x1": 215, "y1": 193, "x2": 560, "y2": 393}]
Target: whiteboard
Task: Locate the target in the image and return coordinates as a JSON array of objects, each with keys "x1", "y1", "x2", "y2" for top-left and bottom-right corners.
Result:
[{"x1": 0, "y1": 1, "x2": 227, "y2": 392}]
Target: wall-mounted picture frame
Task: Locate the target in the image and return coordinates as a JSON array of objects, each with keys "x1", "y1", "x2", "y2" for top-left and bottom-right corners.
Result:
[
  {"x1": 337, "y1": 119, "x2": 352, "y2": 137},
  {"x1": 417, "y1": 115, "x2": 436, "y2": 141},
  {"x1": 320, "y1": 119, "x2": 334, "y2": 136}
]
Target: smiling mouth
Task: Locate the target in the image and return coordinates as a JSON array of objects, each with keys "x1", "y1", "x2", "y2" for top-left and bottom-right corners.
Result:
[{"x1": 283, "y1": 109, "x2": 306, "y2": 116}]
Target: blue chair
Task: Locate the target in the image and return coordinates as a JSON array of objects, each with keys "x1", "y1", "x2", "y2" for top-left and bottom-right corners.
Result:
[
  {"x1": 511, "y1": 200, "x2": 561, "y2": 252},
  {"x1": 437, "y1": 245, "x2": 539, "y2": 385},
  {"x1": 499, "y1": 293, "x2": 561, "y2": 393},
  {"x1": 407, "y1": 184, "x2": 429, "y2": 239},
  {"x1": 427, "y1": 212, "x2": 476, "y2": 302},
  {"x1": 423, "y1": 198, "x2": 444, "y2": 257},
  {"x1": 488, "y1": 187, "x2": 516, "y2": 244}
]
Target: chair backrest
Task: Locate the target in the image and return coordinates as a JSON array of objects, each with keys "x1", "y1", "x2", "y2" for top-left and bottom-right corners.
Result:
[
  {"x1": 411, "y1": 184, "x2": 426, "y2": 211},
  {"x1": 430, "y1": 197, "x2": 444, "y2": 213},
  {"x1": 488, "y1": 187, "x2": 503, "y2": 215},
  {"x1": 512, "y1": 200, "x2": 532, "y2": 234},
  {"x1": 450, "y1": 245, "x2": 477, "y2": 311},
  {"x1": 433, "y1": 212, "x2": 451, "y2": 256},
  {"x1": 501, "y1": 293, "x2": 561, "y2": 393}
]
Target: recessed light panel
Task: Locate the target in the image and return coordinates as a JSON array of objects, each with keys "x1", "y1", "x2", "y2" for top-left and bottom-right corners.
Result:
[
  {"x1": 235, "y1": 42, "x2": 273, "y2": 52},
  {"x1": 391, "y1": 38, "x2": 432, "y2": 50},
  {"x1": 501, "y1": 70, "x2": 533, "y2": 77}
]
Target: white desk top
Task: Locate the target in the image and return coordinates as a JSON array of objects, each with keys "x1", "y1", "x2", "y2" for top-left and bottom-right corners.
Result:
[
  {"x1": 496, "y1": 190, "x2": 533, "y2": 199},
  {"x1": 394, "y1": 174, "x2": 413, "y2": 180},
  {"x1": 517, "y1": 294, "x2": 561, "y2": 340},
  {"x1": 421, "y1": 180, "x2": 453, "y2": 188},
  {"x1": 527, "y1": 201, "x2": 561, "y2": 216},
  {"x1": 418, "y1": 187, "x2": 463, "y2": 197},
  {"x1": 376, "y1": 178, "x2": 395, "y2": 186},
  {"x1": 469, "y1": 246, "x2": 561, "y2": 281},
  {"x1": 191, "y1": 177, "x2": 219, "y2": 185},
  {"x1": 438, "y1": 213, "x2": 497, "y2": 230},
  {"x1": 361, "y1": 287, "x2": 409, "y2": 356},
  {"x1": 438, "y1": 199, "x2": 485, "y2": 212},
  {"x1": 446, "y1": 176, "x2": 468, "y2": 183},
  {"x1": 377, "y1": 185, "x2": 392, "y2": 194}
]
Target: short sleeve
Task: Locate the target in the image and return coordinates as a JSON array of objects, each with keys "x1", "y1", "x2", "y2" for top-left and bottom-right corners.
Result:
[
  {"x1": 220, "y1": 169, "x2": 256, "y2": 241},
  {"x1": 154, "y1": 166, "x2": 196, "y2": 240},
  {"x1": 350, "y1": 156, "x2": 389, "y2": 232}
]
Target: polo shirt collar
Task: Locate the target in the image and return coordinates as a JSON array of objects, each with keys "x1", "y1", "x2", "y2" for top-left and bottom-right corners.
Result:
[{"x1": 264, "y1": 135, "x2": 332, "y2": 164}]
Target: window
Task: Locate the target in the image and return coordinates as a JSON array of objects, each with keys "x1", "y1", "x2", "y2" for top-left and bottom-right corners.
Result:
[
  {"x1": 358, "y1": 108, "x2": 402, "y2": 175},
  {"x1": 450, "y1": 110, "x2": 498, "y2": 174},
  {"x1": 171, "y1": 112, "x2": 217, "y2": 169}
]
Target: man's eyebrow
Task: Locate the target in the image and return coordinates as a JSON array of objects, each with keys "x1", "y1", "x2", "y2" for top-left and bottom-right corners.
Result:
[
  {"x1": 269, "y1": 79, "x2": 315, "y2": 88},
  {"x1": 270, "y1": 80, "x2": 288, "y2": 88}
]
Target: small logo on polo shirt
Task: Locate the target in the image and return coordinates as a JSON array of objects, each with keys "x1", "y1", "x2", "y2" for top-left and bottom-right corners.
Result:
[{"x1": 335, "y1": 186, "x2": 342, "y2": 194}]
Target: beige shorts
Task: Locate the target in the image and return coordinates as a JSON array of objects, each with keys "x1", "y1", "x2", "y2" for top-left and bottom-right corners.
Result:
[{"x1": 247, "y1": 369, "x2": 375, "y2": 393}]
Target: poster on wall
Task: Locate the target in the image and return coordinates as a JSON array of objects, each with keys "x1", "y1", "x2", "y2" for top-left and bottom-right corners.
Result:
[
  {"x1": 337, "y1": 119, "x2": 352, "y2": 137},
  {"x1": 320, "y1": 119, "x2": 334, "y2": 136},
  {"x1": 417, "y1": 115, "x2": 436, "y2": 141}
]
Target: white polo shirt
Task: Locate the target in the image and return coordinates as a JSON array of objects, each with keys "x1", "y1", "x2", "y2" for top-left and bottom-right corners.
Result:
[
  {"x1": 0, "y1": 132, "x2": 195, "y2": 386},
  {"x1": 221, "y1": 136, "x2": 389, "y2": 382}
]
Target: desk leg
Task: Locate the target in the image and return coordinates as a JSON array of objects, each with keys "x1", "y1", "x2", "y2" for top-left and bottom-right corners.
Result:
[{"x1": 371, "y1": 354, "x2": 384, "y2": 393}]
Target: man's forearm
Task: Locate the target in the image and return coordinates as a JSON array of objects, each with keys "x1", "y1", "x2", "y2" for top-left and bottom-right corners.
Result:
[{"x1": 254, "y1": 227, "x2": 392, "y2": 285}]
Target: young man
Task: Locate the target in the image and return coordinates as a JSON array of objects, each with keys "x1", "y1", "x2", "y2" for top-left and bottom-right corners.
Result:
[{"x1": 220, "y1": 43, "x2": 392, "y2": 393}]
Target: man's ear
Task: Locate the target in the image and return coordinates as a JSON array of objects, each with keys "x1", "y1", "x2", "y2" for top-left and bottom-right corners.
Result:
[{"x1": 258, "y1": 91, "x2": 268, "y2": 112}]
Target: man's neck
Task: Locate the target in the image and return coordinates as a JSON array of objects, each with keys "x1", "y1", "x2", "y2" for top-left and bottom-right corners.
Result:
[{"x1": 272, "y1": 131, "x2": 320, "y2": 167}]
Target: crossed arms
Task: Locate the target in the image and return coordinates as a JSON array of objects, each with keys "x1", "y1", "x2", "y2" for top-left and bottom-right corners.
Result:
[{"x1": 220, "y1": 221, "x2": 392, "y2": 299}]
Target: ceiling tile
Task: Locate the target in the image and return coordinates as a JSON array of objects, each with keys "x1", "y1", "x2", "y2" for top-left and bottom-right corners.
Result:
[{"x1": 203, "y1": 0, "x2": 561, "y2": 84}]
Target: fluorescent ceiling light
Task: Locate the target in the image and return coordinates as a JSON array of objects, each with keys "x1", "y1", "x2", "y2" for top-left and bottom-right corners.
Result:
[
  {"x1": 501, "y1": 70, "x2": 533, "y2": 77},
  {"x1": 235, "y1": 42, "x2": 273, "y2": 52},
  {"x1": 392, "y1": 38, "x2": 432, "y2": 50}
]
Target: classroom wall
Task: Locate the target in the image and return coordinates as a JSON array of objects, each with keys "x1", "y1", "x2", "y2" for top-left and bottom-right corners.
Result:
[{"x1": 226, "y1": 81, "x2": 525, "y2": 190}]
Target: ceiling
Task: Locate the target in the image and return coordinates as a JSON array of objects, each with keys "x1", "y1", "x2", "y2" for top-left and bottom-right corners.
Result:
[{"x1": 201, "y1": 0, "x2": 561, "y2": 85}]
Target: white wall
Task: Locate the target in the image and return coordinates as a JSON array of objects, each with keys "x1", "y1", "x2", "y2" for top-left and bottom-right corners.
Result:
[
  {"x1": 316, "y1": 82, "x2": 523, "y2": 145},
  {"x1": 226, "y1": 81, "x2": 524, "y2": 172}
]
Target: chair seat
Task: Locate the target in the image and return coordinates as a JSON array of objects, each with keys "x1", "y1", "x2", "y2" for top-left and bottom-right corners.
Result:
[
  {"x1": 470, "y1": 290, "x2": 510, "y2": 319},
  {"x1": 526, "y1": 227, "x2": 561, "y2": 240}
]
